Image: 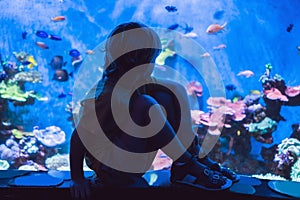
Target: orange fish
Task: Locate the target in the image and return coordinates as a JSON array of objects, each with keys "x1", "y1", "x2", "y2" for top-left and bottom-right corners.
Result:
[
  {"x1": 51, "y1": 16, "x2": 66, "y2": 22},
  {"x1": 86, "y1": 50, "x2": 95, "y2": 55},
  {"x1": 35, "y1": 41, "x2": 49, "y2": 49},
  {"x1": 213, "y1": 44, "x2": 226, "y2": 50},
  {"x1": 206, "y1": 22, "x2": 227, "y2": 34}
]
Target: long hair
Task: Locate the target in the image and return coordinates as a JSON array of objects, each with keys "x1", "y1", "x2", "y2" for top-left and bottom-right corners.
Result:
[{"x1": 103, "y1": 22, "x2": 162, "y2": 79}]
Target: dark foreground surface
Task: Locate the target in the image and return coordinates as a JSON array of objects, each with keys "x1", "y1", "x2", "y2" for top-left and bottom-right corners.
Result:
[{"x1": 0, "y1": 170, "x2": 298, "y2": 200}]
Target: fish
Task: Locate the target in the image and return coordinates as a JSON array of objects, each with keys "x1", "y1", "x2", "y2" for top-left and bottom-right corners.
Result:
[
  {"x1": 206, "y1": 22, "x2": 227, "y2": 34},
  {"x1": 297, "y1": 46, "x2": 300, "y2": 51},
  {"x1": 51, "y1": 16, "x2": 66, "y2": 22},
  {"x1": 52, "y1": 69, "x2": 73, "y2": 82},
  {"x1": 183, "y1": 32, "x2": 198, "y2": 38},
  {"x1": 68, "y1": 49, "x2": 81, "y2": 57},
  {"x1": 49, "y1": 34, "x2": 62, "y2": 41},
  {"x1": 286, "y1": 24, "x2": 294, "y2": 32},
  {"x1": 22, "y1": 31, "x2": 27, "y2": 39},
  {"x1": 35, "y1": 30, "x2": 49, "y2": 38},
  {"x1": 49, "y1": 55, "x2": 65, "y2": 69},
  {"x1": 57, "y1": 92, "x2": 67, "y2": 98},
  {"x1": 26, "y1": 55, "x2": 38, "y2": 69},
  {"x1": 0, "y1": 71, "x2": 8, "y2": 83},
  {"x1": 200, "y1": 52, "x2": 210, "y2": 57},
  {"x1": 86, "y1": 50, "x2": 95, "y2": 55},
  {"x1": 182, "y1": 23, "x2": 193, "y2": 34},
  {"x1": 167, "y1": 23, "x2": 180, "y2": 31},
  {"x1": 225, "y1": 84, "x2": 236, "y2": 91},
  {"x1": 250, "y1": 90, "x2": 261, "y2": 95},
  {"x1": 36, "y1": 41, "x2": 49, "y2": 49},
  {"x1": 213, "y1": 44, "x2": 226, "y2": 50},
  {"x1": 213, "y1": 10, "x2": 225, "y2": 20},
  {"x1": 165, "y1": 5, "x2": 177, "y2": 12},
  {"x1": 237, "y1": 70, "x2": 254, "y2": 78}
]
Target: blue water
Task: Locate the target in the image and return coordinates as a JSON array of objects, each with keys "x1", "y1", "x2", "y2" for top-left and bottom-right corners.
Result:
[{"x1": 0, "y1": 0, "x2": 300, "y2": 174}]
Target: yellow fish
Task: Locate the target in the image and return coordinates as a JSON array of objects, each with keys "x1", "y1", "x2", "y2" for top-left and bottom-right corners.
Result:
[
  {"x1": 250, "y1": 90, "x2": 261, "y2": 95},
  {"x1": 26, "y1": 55, "x2": 38, "y2": 69}
]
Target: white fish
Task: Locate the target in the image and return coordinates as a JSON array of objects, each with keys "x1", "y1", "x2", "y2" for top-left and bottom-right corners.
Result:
[
  {"x1": 237, "y1": 70, "x2": 254, "y2": 78},
  {"x1": 183, "y1": 32, "x2": 198, "y2": 38}
]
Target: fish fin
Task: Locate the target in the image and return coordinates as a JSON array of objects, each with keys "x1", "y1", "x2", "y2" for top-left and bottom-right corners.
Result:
[
  {"x1": 221, "y1": 22, "x2": 227, "y2": 29},
  {"x1": 69, "y1": 72, "x2": 74, "y2": 77}
]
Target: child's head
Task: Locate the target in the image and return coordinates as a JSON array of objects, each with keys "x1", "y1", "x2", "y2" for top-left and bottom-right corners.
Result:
[{"x1": 104, "y1": 22, "x2": 162, "y2": 78}]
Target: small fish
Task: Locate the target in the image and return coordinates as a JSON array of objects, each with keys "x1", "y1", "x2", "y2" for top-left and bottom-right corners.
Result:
[
  {"x1": 206, "y1": 22, "x2": 227, "y2": 34},
  {"x1": 200, "y1": 52, "x2": 210, "y2": 57},
  {"x1": 68, "y1": 49, "x2": 81, "y2": 57},
  {"x1": 57, "y1": 92, "x2": 67, "y2": 98},
  {"x1": 26, "y1": 55, "x2": 38, "y2": 69},
  {"x1": 167, "y1": 23, "x2": 179, "y2": 31},
  {"x1": 183, "y1": 32, "x2": 198, "y2": 38},
  {"x1": 49, "y1": 55, "x2": 64, "y2": 69},
  {"x1": 250, "y1": 90, "x2": 261, "y2": 95},
  {"x1": 165, "y1": 5, "x2": 178, "y2": 12},
  {"x1": 225, "y1": 84, "x2": 236, "y2": 91},
  {"x1": 297, "y1": 45, "x2": 300, "y2": 51},
  {"x1": 21, "y1": 61, "x2": 32, "y2": 66},
  {"x1": 213, "y1": 10, "x2": 225, "y2": 20},
  {"x1": 53, "y1": 69, "x2": 73, "y2": 82},
  {"x1": 22, "y1": 31, "x2": 27, "y2": 39},
  {"x1": 36, "y1": 41, "x2": 49, "y2": 49},
  {"x1": 237, "y1": 70, "x2": 254, "y2": 78},
  {"x1": 35, "y1": 30, "x2": 49, "y2": 38},
  {"x1": 49, "y1": 34, "x2": 62, "y2": 41},
  {"x1": 51, "y1": 16, "x2": 66, "y2": 22},
  {"x1": 0, "y1": 71, "x2": 8, "y2": 83},
  {"x1": 213, "y1": 44, "x2": 226, "y2": 50},
  {"x1": 86, "y1": 50, "x2": 95, "y2": 55},
  {"x1": 286, "y1": 24, "x2": 294, "y2": 32},
  {"x1": 182, "y1": 23, "x2": 193, "y2": 34}
]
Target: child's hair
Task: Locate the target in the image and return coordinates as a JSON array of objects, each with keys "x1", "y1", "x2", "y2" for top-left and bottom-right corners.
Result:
[{"x1": 103, "y1": 22, "x2": 162, "y2": 79}]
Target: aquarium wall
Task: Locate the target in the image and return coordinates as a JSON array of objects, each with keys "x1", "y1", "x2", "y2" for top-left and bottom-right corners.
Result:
[{"x1": 0, "y1": 0, "x2": 300, "y2": 181}]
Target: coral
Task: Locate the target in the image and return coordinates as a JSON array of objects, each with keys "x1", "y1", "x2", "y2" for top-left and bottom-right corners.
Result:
[
  {"x1": 290, "y1": 159, "x2": 300, "y2": 182},
  {"x1": 11, "y1": 129, "x2": 34, "y2": 139},
  {"x1": 45, "y1": 153, "x2": 92, "y2": 171},
  {"x1": 277, "y1": 138, "x2": 300, "y2": 157},
  {"x1": 12, "y1": 70, "x2": 42, "y2": 83},
  {"x1": 246, "y1": 117, "x2": 277, "y2": 134},
  {"x1": 0, "y1": 159, "x2": 10, "y2": 170},
  {"x1": 252, "y1": 173, "x2": 287, "y2": 181},
  {"x1": 0, "y1": 80, "x2": 47, "y2": 102},
  {"x1": 33, "y1": 126, "x2": 66, "y2": 147}
]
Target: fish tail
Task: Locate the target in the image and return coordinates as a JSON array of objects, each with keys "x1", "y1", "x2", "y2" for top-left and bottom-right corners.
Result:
[{"x1": 221, "y1": 22, "x2": 227, "y2": 29}]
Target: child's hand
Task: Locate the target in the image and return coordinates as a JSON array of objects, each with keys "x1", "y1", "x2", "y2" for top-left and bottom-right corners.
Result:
[{"x1": 70, "y1": 178, "x2": 91, "y2": 199}]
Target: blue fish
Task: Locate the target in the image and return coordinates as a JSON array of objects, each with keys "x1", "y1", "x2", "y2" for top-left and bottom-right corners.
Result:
[
  {"x1": 68, "y1": 49, "x2": 80, "y2": 57},
  {"x1": 35, "y1": 30, "x2": 49, "y2": 38},
  {"x1": 57, "y1": 92, "x2": 67, "y2": 98},
  {"x1": 22, "y1": 31, "x2": 27, "y2": 39},
  {"x1": 213, "y1": 10, "x2": 225, "y2": 20},
  {"x1": 182, "y1": 23, "x2": 193, "y2": 34},
  {"x1": 0, "y1": 71, "x2": 8, "y2": 83},
  {"x1": 225, "y1": 84, "x2": 237, "y2": 91},
  {"x1": 165, "y1": 5, "x2": 177, "y2": 12},
  {"x1": 21, "y1": 61, "x2": 32, "y2": 65},
  {"x1": 167, "y1": 23, "x2": 179, "y2": 31},
  {"x1": 49, "y1": 34, "x2": 62, "y2": 41}
]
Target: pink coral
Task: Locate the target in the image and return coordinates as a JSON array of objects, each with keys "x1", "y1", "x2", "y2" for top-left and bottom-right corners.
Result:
[
  {"x1": 285, "y1": 85, "x2": 300, "y2": 97},
  {"x1": 264, "y1": 88, "x2": 288, "y2": 101}
]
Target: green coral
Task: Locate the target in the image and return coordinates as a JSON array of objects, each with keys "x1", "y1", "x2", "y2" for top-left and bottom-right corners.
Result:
[
  {"x1": 247, "y1": 117, "x2": 277, "y2": 134},
  {"x1": 11, "y1": 129, "x2": 34, "y2": 139},
  {"x1": 0, "y1": 80, "x2": 47, "y2": 102},
  {"x1": 155, "y1": 38, "x2": 176, "y2": 66},
  {"x1": 291, "y1": 159, "x2": 300, "y2": 182}
]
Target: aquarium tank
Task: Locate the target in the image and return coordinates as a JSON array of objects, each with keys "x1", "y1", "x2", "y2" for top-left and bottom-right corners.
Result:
[{"x1": 0, "y1": 0, "x2": 300, "y2": 182}]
